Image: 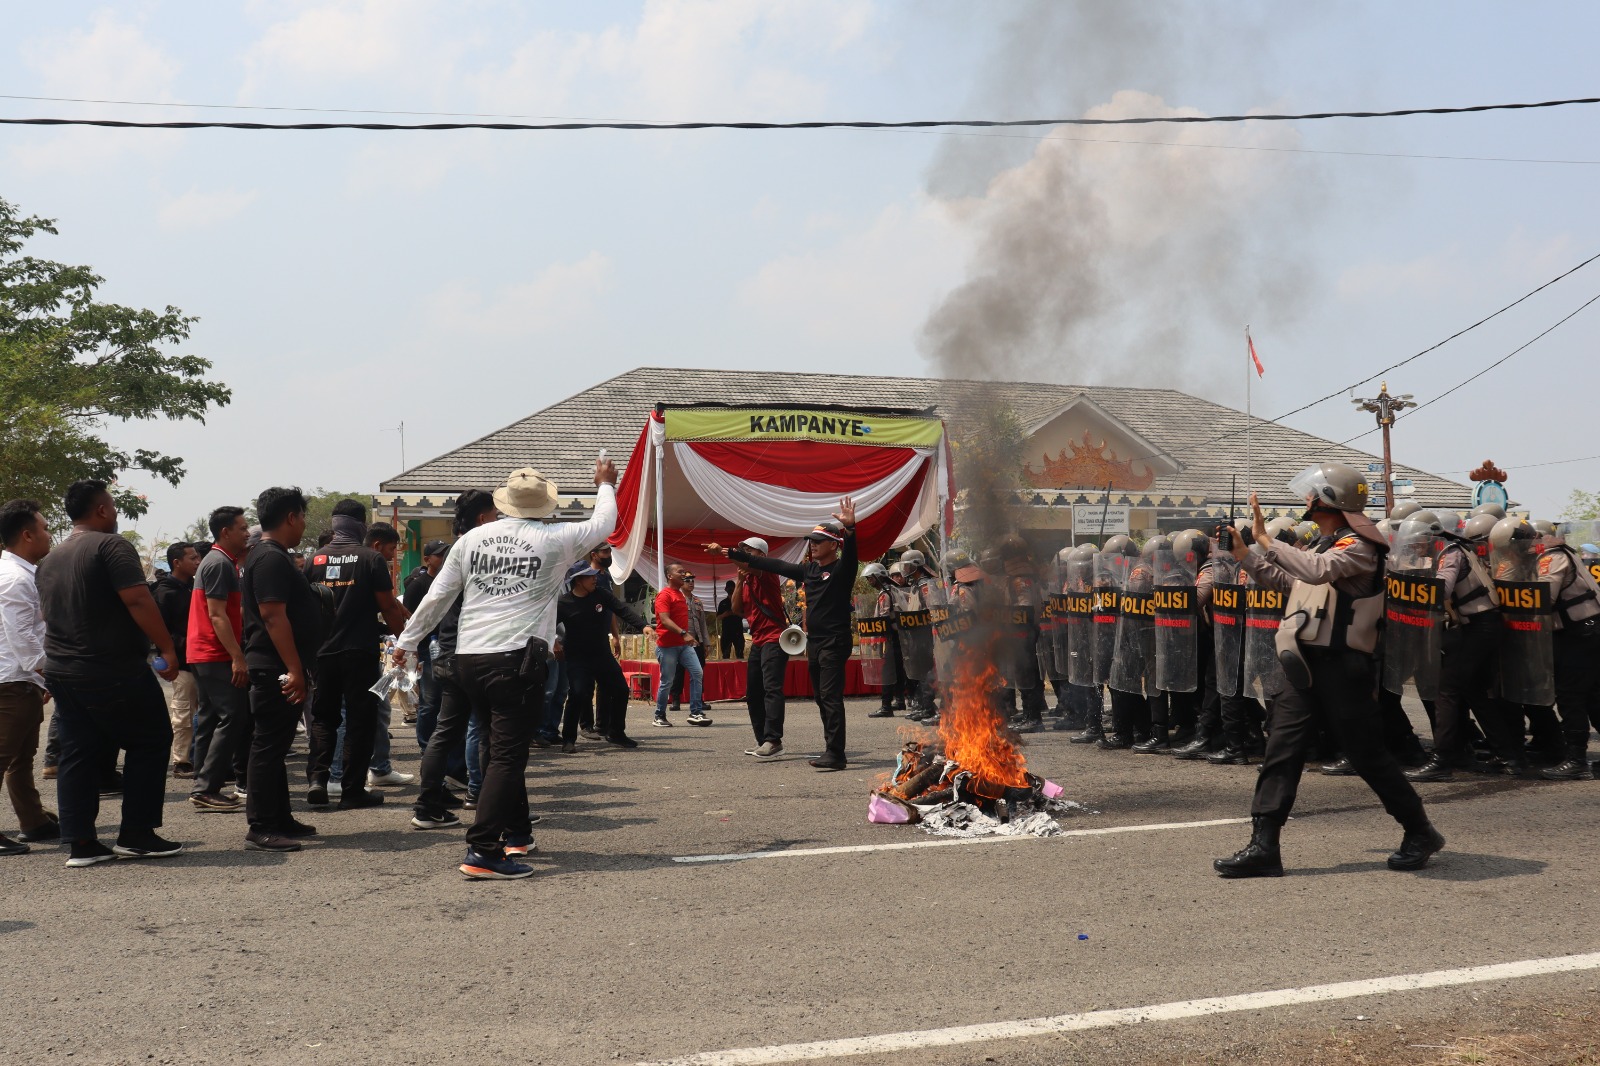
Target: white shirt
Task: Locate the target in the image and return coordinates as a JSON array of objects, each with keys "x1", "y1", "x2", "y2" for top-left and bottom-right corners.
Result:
[
  {"x1": 399, "y1": 484, "x2": 618, "y2": 656},
  {"x1": 0, "y1": 550, "x2": 47, "y2": 689}
]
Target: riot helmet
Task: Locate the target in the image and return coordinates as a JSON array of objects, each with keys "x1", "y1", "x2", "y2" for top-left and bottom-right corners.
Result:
[
  {"x1": 1264, "y1": 517, "x2": 1300, "y2": 546},
  {"x1": 1141, "y1": 533, "x2": 1170, "y2": 561},
  {"x1": 1431, "y1": 509, "x2": 1464, "y2": 536},
  {"x1": 899, "y1": 548, "x2": 932, "y2": 576},
  {"x1": 1531, "y1": 519, "x2": 1561, "y2": 547},
  {"x1": 1461, "y1": 513, "x2": 1498, "y2": 542},
  {"x1": 1390, "y1": 500, "x2": 1421, "y2": 521},
  {"x1": 1470, "y1": 502, "x2": 1507, "y2": 520},
  {"x1": 1102, "y1": 534, "x2": 1139, "y2": 558},
  {"x1": 1294, "y1": 521, "x2": 1318, "y2": 546},
  {"x1": 1288, "y1": 461, "x2": 1370, "y2": 514},
  {"x1": 1392, "y1": 516, "x2": 1443, "y2": 569},
  {"x1": 1170, "y1": 529, "x2": 1210, "y2": 568},
  {"x1": 861, "y1": 562, "x2": 890, "y2": 586}
]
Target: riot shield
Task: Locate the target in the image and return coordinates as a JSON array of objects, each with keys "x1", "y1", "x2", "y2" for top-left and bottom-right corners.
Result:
[
  {"x1": 1492, "y1": 533, "x2": 1555, "y2": 705},
  {"x1": 1109, "y1": 560, "x2": 1154, "y2": 694},
  {"x1": 1243, "y1": 577, "x2": 1287, "y2": 696},
  {"x1": 1091, "y1": 552, "x2": 1127, "y2": 687},
  {"x1": 1208, "y1": 556, "x2": 1245, "y2": 698},
  {"x1": 1382, "y1": 519, "x2": 1444, "y2": 699},
  {"x1": 1571, "y1": 520, "x2": 1600, "y2": 586},
  {"x1": 894, "y1": 583, "x2": 936, "y2": 682},
  {"x1": 1001, "y1": 576, "x2": 1041, "y2": 691},
  {"x1": 854, "y1": 591, "x2": 892, "y2": 688},
  {"x1": 1152, "y1": 545, "x2": 1198, "y2": 693},
  {"x1": 1066, "y1": 551, "x2": 1097, "y2": 687}
]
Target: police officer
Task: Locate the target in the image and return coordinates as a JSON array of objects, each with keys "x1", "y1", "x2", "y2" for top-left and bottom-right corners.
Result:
[
  {"x1": 862, "y1": 562, "x2": 904, "y2": 719},
  {"x1": 1534, "y1": 521, "x2": 1600, "y2": 780},
  {"x1": 1101, "y1": 534, "x2": 1150, "y2": 750},
  {"x1": 1214, "y1": 463, "x2": 1444, "y2": 878}
]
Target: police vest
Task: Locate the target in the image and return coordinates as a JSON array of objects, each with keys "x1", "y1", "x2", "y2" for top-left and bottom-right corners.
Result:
[
  {"x1": 1545, "y1": 544, "x2": 1600, "y2": 626},
  {"x1": 1444, "y1": 542, "x2": 1497, "y2": 619}
]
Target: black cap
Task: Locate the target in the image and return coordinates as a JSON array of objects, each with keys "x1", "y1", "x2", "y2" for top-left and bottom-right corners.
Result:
[{"x1": 423, "y1": 539, "x2": 449, "y2": 557}]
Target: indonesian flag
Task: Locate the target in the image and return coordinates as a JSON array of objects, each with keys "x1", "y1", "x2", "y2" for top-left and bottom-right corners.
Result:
[{"x1": 1247, "y1": 328, "x2": 1265, "y2": 377}]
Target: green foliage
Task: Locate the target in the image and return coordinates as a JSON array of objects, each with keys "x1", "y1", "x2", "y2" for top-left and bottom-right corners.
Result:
[
  {"x1": 1560, "y1": 489, "x2": 1600, "y2": 522},
  {"x1": 0, "y1": 197, "x2": 231, "y2": 519},
  {"x1": 302, "y1": 488, "x2": 373, "y2": 548}
]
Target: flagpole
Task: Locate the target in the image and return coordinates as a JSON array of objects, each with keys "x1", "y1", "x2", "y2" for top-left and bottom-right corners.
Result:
[{"x1": 1245, "y1": 325, "x2": 1253, "y2": 497}]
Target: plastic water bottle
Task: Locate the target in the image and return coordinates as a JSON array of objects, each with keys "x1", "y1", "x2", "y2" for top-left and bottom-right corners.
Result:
[{"x1": 152, "y1": 656, "x2": 169, "y2": 672}]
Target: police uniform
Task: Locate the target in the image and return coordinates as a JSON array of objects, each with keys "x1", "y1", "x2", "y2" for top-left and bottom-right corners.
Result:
[{"x1": 1537, "y1": 544, "x2": 1600, "y2": 778}]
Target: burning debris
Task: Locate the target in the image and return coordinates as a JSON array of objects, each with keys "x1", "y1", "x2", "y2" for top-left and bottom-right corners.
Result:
[{"x1": 867, "y1": 638, "x2": 1091, "y2": 837}]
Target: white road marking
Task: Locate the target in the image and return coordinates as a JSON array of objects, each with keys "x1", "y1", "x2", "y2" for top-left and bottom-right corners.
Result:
[
  {"x1": 670, "y1": 816, "x2": 1251, "y2": 864},
  {"x1": 638, "y1": 952, "x2": 1600, "y2": 1065}
]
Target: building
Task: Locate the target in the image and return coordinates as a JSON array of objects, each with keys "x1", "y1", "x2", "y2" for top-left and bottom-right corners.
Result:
[{"x1": 376, "y1": 367, "x2": 1467, "y2": 572}]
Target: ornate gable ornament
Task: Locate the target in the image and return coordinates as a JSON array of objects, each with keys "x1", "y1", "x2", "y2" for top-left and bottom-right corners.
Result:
[{"x1": 1023, "y1": 430, "x2": 1156, "y2": 491}]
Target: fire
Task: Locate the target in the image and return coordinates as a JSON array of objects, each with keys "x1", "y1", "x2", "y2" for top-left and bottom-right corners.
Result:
[{"x1": 937, "y1": 636, "x2": 1029, "y2": 788}]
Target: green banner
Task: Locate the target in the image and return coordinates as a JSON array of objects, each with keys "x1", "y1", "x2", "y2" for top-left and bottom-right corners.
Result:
[{"x1": 665, "y1": 407, "x2": 943, "y2": 447}]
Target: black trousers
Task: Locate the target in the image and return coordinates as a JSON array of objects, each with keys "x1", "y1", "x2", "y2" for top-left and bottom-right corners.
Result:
[
  {"x1": 46, "y1": 665, "x2": 171, "y2": 842},
  {"x1": 415, "y1": 665, "x2": 484, "y2": 816},
  {"x1": 1109, "y1": 686, "x2": 1150, "y2": 739},
  {"x1": 455, "y1": 649, "x2": 540, "y2": 856},
  {"x1": 192, "y1": 661, "x2": 254, "y2": 795},
  {"x1": 565, "y1": 651, "x2": 632, "y2": 741},
  {"x1": 808, "y1": 633, "x2": 849, "y2": 759},
  {"x1": 720, "y1": 625, "x2": 745, "y2": 661},
  {"x1": 1377, "y1": 686, "x2": 1426, "y2": 761},
  {"x1": 746, "y1": 642, "x2": 788, "y2": 743},
  {"x1": 307, "y1": 649, "x2": 382, "y2": 789},
  {"x1": 669, "y1": 644, "x2": 708, "y2": 708},
  {"x1": 245, "y1": 671, "x2": 303, "y2": 834},
  {"x1": 1434, "y1": 618, "x2": 1520, "y2": 762},
  {"x1": 1251, "y1": 648, "x2": 1429, "y2": 832},
  {"x1": 1552, "y1": 619, "x2": 1600, "y2": 754},
  {"x1": 880, "y1": 636, "x2": 905, "y2": 707}
]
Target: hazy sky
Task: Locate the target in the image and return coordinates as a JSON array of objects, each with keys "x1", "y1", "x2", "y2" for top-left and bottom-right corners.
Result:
[{"x1": 5, "y1": 1, "x2": 1600, "y2": 542}]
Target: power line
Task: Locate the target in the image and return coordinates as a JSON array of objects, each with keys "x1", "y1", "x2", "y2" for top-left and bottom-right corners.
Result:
[
  {"x1": 1439, "y1": 452, "x2": 1600, "y2": 475},
  {"x1": 1338, "y1": 289, "x2": 1600, "y2": 446},
  {"x1": 3, "y1": 94, "x2": 1600, "y2": 131},
  {"x1": 9, "y1": 92, "x2": 1600, "y2": 164}
]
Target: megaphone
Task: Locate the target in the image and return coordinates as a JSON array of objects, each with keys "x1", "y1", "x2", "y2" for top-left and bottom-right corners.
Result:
[{"x1": 779, "y1": 624, "x2": 808, "y2": 656}]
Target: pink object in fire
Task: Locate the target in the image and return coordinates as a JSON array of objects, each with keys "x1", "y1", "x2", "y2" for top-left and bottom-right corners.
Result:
[
  {"x1": 867, "y1": 793, "x2": 915, "y2": 824},
  {"x1": 1041, "y1": 780, "x2": 1064, "y2": 799}
]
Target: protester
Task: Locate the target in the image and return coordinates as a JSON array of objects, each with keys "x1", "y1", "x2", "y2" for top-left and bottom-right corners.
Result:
[
  {"x1": 568, "y1": 542, "x2": 620, "y2": 739},
  {"x1": 151, "y1": 541, "x2": 202, "y2": 777},
  {"x1": 239, "y1": 487, "x2": 324, "y2": 853},
  {"x1": 408, "y1": 490, "x2": 497, "y2": 831},
  {"x1": 0, "y1": 500, "x2": 57, "y2": 854},
  {"x1": 397, "y1": 461, "x2": 618, "y2": 879},
  {"x1": 726, "y1": 537, "x2": 788, "y2": 758},
  {"x1": 652, "y1": 564, "x2": 703, "y2": 729},
  {"x1": 711, "y1": 496, "x2": 859, "y2": 771},
  {"x1": 36, "y1": 480, "x2": 183, "y2": 867},
  {"x1": 303, "y1": 502, "x2": 409, "y2": 809},
  {"x1": 185, "y1": 506, "x2": 253, "y2": 813},
  {"x1": 557, "y1": 559, "x2": 652, "y2": 752},
  {"x1": 407, "y1": 539, "x2": 449, "y2": 743},
  {"x1": 669, "y1": 572, "x2": 713, "y2": 725},
  {"x1": 717, "y1": 579, "x2": 745, "y2": 661}
]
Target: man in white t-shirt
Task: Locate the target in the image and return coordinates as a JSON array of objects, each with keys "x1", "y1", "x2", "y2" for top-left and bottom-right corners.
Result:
[{"x1": 398, "y1": 459, "x2": 617, "y2": 879}]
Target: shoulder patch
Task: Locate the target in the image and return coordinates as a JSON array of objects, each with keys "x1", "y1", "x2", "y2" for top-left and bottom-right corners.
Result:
[
  {"x1": 1333, "y1": 535, "x2": 1358, "y2": 549},
  {"x1": 1537, "y1": 557, "x2": 1553, "y2": 575}
]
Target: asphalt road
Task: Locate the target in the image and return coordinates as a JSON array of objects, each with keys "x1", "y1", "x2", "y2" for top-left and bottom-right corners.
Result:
[{"x1": 1, "y1": 695, "x2": 1596, "y2": 1066}]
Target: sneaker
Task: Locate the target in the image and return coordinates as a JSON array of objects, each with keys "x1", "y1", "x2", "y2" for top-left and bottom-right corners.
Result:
[
  {"x1": 755, "y1": 741, "x2": 783, "y2": 759},
  {"x1": 0, "y1": 833, "x2": 28, "y2": 856},
  {"x1": 411, "y1": 810, "x2": 463, "y2": 830},
  {"x1": 606, "y1": 734, "x2": 639, "y2": 748},
  {"x1": 66, "y1": 840, "x2": 115, "y2": 867},
  {"x1": 531, "y1": 735, "x2": 552, "y2": 749},
  {"x1": 653, "y1": 716, "x2": 673, "y2": 727},
  {"x1": 460, "y1": 851, "x2": 534, "y2": 880},
  {"x1": 231, "y1": 787, "x2": 248, "y2": 800},
  {"x1": 579, "y1": 727, "x2": 605, "y2": 741},
  {"x1": 113, "y1": 832, "x2": 183, "y2": 860},
  {"x1": 443, "y1": 775, "x2": 469, "y2": 792},
  {"x1": 306, "y1": 783, "x2": 329, "y2": 806},
  {"x1": 503, "y1": 834, "x2": 537, "y2": 857},
  {"x1": 561, "y1": 742, "x2": 577, "y2": 754},
  {"x1": 368, "y1": 769, "x2": 414, "y2": 787},
  {"x1": 277, "y1": 818, "x2": 318, "y2": 839},
  {"x1": 463, "y1": 792, "x2": 478, "y2": 810},
  {"x1": 190, "y1": 791, "x2": 244, "y2": 813},
  {"x1": 743, "y1": 745, "x2": 761, "y2": 756},
  {"x1": 172, "y1": 761, "x2": 195, "y2": 779},
  {"x1": 17, "y1": 819, "x2": 61, "y2": 843},
  {"x1": 337, "y1": 788, "x2": 385, "y2": 810},
  {"x1": 809, "y1": 756, "x2": 847, "y2": 772},
  {"x1": 245, "y1": 831, "x2": 302, "y2": 853},
  {"x1": 686, "y1": 713, "x2": 713, "y2": 727}
]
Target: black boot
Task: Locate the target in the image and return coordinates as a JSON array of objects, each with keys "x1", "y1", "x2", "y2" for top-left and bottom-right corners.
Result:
[
  {"x1": 1069, "y1": 716, "x2": 1105, "y2": 744},
  {"x1": 1168, "y1": 727, "x2": 1197, "y2": 749},
  {"x1": 1013, "y1": 717, "x2": 1044, "y2": 734},
  {"x1": 1132, "y1": 726, "x2": 1170, "y2": 754},
  {"x1": 1319, "y1": 755, "x2": 1355, "y2": 776},
  {"x1": 1386, "y1": 823, "x2": 1446, "y2": 871},
  {"x1": 1206, "y1": 746, "x2": 1250, "y2": 765},
  {"x1": 1214, "y1": 816, "x2": 1283, "y2": 878},
  {"x1": 1096, "y1": 734, "x2": 1131, "y2": 750},
  {"x1": 1171, "y1": 734, "x2": 1216, "y2": 761},
  {"x1": 1539, "y1": 745, "x2": 1594, "y2": 780},
  {"x1": 1404, "y1": 754, "x2": 1454, "y2": 782},
  {"x1": 868, "y1": 706, "x2": 895, "y2": 719}
]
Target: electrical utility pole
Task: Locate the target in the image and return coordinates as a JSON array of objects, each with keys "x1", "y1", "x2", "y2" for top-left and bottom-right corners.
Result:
[{"x1": 1351, "y1": 381, "x2": 1416, "y2": 516}]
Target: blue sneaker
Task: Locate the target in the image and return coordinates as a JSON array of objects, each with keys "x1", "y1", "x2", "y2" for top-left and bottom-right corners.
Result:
[
  {"x1": 460, "y1": 850, "x2": 534, "y2": 880},
  {"x1": 503, "y1": 833, "x2": 537, "y2": 857}
]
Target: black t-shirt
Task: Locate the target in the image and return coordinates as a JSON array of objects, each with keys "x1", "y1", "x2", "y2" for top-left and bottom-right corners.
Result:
[
  {"x1": 242, "y1": 539, "x2": 326, "y2": 672},
  {"x1": 150, "y1": 573, "x2": 193, "y2": 664},
  {"x1": 304, "y1": 539, "x2": 392, "y2": 655},
  {"x1": 734, "y1": 532, "x2": 858, "y2": 639},
  {"x1": 403, "y1": 569, "x2": 434, "y2": 613},
  {"x1": 557, "y1": 588, "x2": 648, "y2": 656},
  {"x1": 37, "y1": 530, "x2": 152, "y2": 672}
]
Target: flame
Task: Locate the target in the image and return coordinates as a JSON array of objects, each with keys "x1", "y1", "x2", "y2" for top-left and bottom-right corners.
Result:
[{"x1": 937, "y1": 635, "x2": 1030, "y2": 788}]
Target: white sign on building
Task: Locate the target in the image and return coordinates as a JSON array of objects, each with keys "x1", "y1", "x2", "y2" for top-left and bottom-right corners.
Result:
[{"x1": 1072, "y1": 504, "x2": 1132, "y2": 535}]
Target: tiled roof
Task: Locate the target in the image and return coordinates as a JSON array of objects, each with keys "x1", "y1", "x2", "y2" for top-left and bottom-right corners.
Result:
[{"x1": 381, "y1": 367, "x2": 1468, "y2": 508}]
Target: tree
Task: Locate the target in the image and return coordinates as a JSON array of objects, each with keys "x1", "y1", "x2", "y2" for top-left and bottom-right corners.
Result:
[
  {"x1": 0, "y1": 197, "x2": 231, "y2": 519},
  {"x1": 1561, "y1": 489, "x2": 1600, "y2": 523},
  {"x1": 302, "y1": 488, "x2": 375, "y2": 548}
]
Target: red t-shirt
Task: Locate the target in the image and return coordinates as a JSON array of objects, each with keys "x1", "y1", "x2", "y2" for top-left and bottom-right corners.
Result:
[
  {"x1": 186, "y1": 544, "x2": 244, "y2": 664},
  {"x1": 654, "y1": 587, "x2": 690, "y2": 647},
  {"x1": 740, "y1": 570, "x2": 787, "y2": 645}
]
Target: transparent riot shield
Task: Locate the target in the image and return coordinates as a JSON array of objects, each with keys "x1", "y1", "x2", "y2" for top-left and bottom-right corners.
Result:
[
  {"x1": 924, "y1": 579, "x2": 951, "y2": 690},
  {"x1": 1382, "y1": 518, "x2": 1444, "y2": 700},
  {"x1": 1243, "y1": 577, "x2": 1287, "y2": 697},
  {"x1": 1571, "y1": 519, "x2": 1600, "y2": 586},
  {"x1": 1092, "y1": 551, "x2": 1127, "y2": 687},
  {"x1": 1066, "y1": 550, "x2": 1097, "y2": 687},
  {"x1": 1492, "y1": 536, "x2": 1555, "y2": 706},
  {"x1": 1152, "y1": 545, "x2": 1198, "y2": 693},
  {"x1": 855, "y1": 591, "x2": 892, "y2": 688},
  {"x1": 893, "y1": 583, "x2": 936, "y2": 682},
  {"x1": 1209, "y1": 556, "x2": 1245, "y2": 698},
  {"x1": 1109, "y1": 559, "x2": 1154, "y2": 694}
]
